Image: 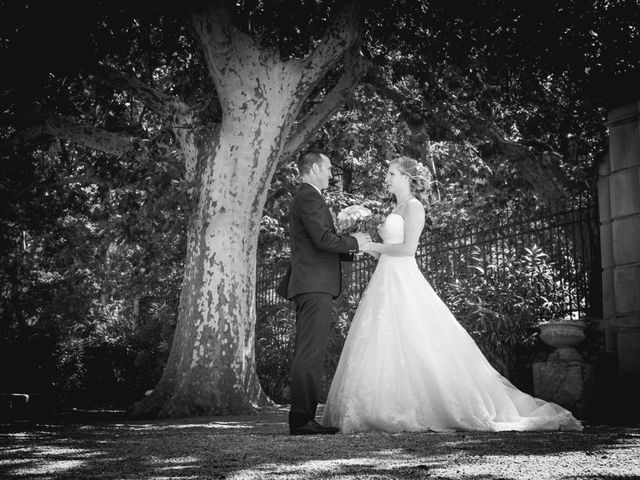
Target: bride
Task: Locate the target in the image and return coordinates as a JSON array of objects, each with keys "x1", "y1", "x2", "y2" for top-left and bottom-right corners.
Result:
[{"x1": 322, "y1": 155, "x2": 582, "y2": 433}]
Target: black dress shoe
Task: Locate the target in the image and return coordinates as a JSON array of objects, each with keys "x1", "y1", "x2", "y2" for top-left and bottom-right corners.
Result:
[{"x1": 290, "y1": 420, "x2": 339, "y2": 436}]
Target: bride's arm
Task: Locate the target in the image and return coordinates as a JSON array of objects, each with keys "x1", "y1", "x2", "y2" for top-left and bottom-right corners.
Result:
[
  {"x1": 363, "y1": 201, "x2": 425, "y2": 257},
  {"x1": 364, "y1": 250, "x2": 381, "y2": 259}
]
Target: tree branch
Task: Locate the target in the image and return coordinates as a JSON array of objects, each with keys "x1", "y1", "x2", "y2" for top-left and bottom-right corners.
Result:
[
  {"x1": 496, "y1": 139, "x2": 572, "y2": 201},
  {"x1": 93, "y1": 62, "x2": 186, "y2": 117},
  {"x1": 92, "y1": 62, "x2": 200, "y2": 163},
  {"x1": 300, "y1": 1, "x2": 363, "y2": 87},
  {"x1": 281, "y1": 50, "x2": 370, "y2": 162},
  {"x1": 9, "y1": 115, "x2": 140, "y2": 157},
  {"x1": 171, "y1": 109, "x2": 199, "y2": 183}
]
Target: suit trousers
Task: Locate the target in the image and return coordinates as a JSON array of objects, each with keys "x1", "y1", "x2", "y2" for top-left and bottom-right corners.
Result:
[{"x1": 288, "y1": 292, "x2": 333, "y2": 431}]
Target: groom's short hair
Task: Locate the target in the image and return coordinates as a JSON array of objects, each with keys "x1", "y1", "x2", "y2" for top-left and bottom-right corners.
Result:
[{"x1": 298, "y1": 149, "x2": 328, "y2": 175}]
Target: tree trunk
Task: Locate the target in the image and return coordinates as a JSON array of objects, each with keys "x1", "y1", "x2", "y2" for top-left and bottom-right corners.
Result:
[{"x1": 131, "y1": 89, "x2": 296, "y2": 418}]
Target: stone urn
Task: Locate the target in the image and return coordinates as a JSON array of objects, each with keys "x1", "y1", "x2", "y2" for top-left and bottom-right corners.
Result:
[{"x1": 538, "y1": 319, "x2": 586, "y2": 362}]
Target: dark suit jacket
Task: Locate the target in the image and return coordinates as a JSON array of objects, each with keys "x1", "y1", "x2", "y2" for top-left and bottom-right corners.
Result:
[{"x1": 277, "y1": 183, "x2": 359, "y2": 300}]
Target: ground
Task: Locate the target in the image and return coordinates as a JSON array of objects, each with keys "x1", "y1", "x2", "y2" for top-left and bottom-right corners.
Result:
[{"x1": 1, "y1": 407, "x2": 639, "y2": 480}]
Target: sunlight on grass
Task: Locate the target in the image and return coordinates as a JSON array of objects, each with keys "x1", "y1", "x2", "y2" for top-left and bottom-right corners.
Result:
[
  {"x1": 225, "y1": 452, "x2": 615, "y2": 480},
  {"x1": 228, "y1": 457, "x2": 382, "y2": 479},
  {"x1": 2, "y1": 418, "x2": 639, "y2": 480},
  {"x1": 31, "y1": 445, "x2": 100, "y2": 456},
  {"x1": 9, "y1": 459, "x2": 86, "y2": 476},
  {"x1": 0, "y1": 447, "x2": 30, "y2": 457},
  {"x1": 3, "y1": 428, "x2": 64, "y2": 439},
  {"x1": 3, "y1": 432, "x2": 38, "y2": 439},
  {"x1": 148, "y1": 455, "x2": 200, "y2": 465},
  {"x1": 370, "y1": 448, "x2": 412, "y2": 458},
  {"x1": 0, "y1": 458, "x2": 32, "y2": 466},
  {"x1": 110, "y1": 421, "x2": 255, "y2": 431},
  {"x1": 1, "y1": 444, "x2": 102, "y2": 477},
  {"x1": 2, "y1": 444, "x2": 100, "y2": 458},
  {"x1": 148, "y1": 477, "x2": 202, "y2": 480},
  {"x1": 225, "y1": 455, "x2": 449, "y2": 480}
]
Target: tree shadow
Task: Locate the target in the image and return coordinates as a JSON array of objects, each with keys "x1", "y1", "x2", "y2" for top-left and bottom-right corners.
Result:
[{"x1": 1, "y1": 410, "x2": 639, "y2": 479}]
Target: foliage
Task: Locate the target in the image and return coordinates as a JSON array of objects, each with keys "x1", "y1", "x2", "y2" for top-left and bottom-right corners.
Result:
[
  {"x1": 1, "y1": 0, "x2": 189, "y2": 408},
  {"x1": 0, "y1": 136, "x2": 183, "y2": 408},
  {"x1": 255, "y1": 305, "x2": 296, "y2": 404}
]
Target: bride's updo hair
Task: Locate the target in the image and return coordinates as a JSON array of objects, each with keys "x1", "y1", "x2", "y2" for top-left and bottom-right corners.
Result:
[{"x1": 390, "y1": 156, "x2": 432, "y2": 205}]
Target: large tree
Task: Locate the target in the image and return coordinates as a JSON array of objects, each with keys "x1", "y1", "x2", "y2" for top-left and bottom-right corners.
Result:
[{"x1": 3, "y1": 0, "x2": 370, "y2": 417}]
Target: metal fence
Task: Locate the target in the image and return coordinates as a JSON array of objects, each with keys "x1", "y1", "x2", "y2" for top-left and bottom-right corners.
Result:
[{"x1": 256, "y1": 200, "x2": 601, "y2": 322}]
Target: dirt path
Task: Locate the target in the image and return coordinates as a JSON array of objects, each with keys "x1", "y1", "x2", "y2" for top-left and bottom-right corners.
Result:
[{"x1": 1, "y1": 408, "x2": 639, "y2": 479}]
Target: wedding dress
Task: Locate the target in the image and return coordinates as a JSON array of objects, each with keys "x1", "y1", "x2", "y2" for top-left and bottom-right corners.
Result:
[{"x1": 322, "y1": 213, "x2": 582, "y2": 433}]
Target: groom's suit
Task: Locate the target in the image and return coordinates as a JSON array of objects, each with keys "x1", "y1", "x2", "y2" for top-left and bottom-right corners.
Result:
[{"x1": 277, "y1": 183, "x2": 359, "y2": 432}]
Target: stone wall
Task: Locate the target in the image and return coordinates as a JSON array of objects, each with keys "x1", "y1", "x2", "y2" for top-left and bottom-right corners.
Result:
[{"x1": 598, "y1": 100, "x2": 640, "y2": 420}]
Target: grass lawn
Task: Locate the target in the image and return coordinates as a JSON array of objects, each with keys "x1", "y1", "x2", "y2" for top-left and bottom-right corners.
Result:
[{"x1": 1, "y1": 407, "x2": 639, "y2": 479}]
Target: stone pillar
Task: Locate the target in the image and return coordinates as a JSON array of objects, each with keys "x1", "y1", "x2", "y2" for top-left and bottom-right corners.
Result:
[{"x1": 599, "y1": 100, "x2": 640, "y2": 420}]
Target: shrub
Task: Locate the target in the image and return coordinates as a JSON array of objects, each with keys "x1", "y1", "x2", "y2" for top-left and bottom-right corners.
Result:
[{"x1": 255, "y1": 305, "x2": 296, "y2": 404}]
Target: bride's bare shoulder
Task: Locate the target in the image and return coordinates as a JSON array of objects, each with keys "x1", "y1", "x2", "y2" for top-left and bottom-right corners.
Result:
[{"x1": 407, "y1": 199, "x2": 425, "y2": 215}]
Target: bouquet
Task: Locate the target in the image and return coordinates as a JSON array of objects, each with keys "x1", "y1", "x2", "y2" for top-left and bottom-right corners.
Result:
[{"x1": 337, "y1": 204, "x2": 385, "y2": 242}]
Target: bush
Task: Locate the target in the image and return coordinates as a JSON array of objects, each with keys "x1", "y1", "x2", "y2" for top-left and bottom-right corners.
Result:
[{"x1": 255, "y1": 305, "x2": 296, "y2": 404}]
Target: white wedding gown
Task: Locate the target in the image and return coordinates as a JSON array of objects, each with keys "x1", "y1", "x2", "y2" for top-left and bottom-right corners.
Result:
[{"x1": 322, "y1": 213, "x2": 582, "y2": 433}]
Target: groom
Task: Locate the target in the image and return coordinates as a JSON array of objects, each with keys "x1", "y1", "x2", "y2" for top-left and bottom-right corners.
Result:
[{"x1": 277, "y1": 149, "x2": 370, "y2": 436}]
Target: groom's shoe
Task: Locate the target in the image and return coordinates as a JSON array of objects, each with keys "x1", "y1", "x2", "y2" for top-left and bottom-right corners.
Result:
[{"x1": 290, "y1": 420, "x2": 339, "y2": 436}]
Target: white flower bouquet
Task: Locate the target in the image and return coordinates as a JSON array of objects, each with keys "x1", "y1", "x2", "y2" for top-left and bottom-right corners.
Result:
[{"x1": 337, "y1": 204, "x2": 385, "y2": 242}]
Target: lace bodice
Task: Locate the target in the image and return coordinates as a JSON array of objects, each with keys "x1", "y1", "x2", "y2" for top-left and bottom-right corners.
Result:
[{"x1": 380, "y1": 213, "x2": 404, "y2": 244}]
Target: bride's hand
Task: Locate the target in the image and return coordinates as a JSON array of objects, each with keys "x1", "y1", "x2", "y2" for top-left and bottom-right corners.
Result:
[{"x1": 363, "y1": 241, "x2": 380, "y2": 259}]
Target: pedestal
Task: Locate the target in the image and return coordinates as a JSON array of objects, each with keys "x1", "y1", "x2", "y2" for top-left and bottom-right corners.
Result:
[
  {"x1": 533, "y1": 360, "x2": 594, "y2": 418},
  {"x1": 535, "y1": 320, "x2": 590, "y2": 417}
]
